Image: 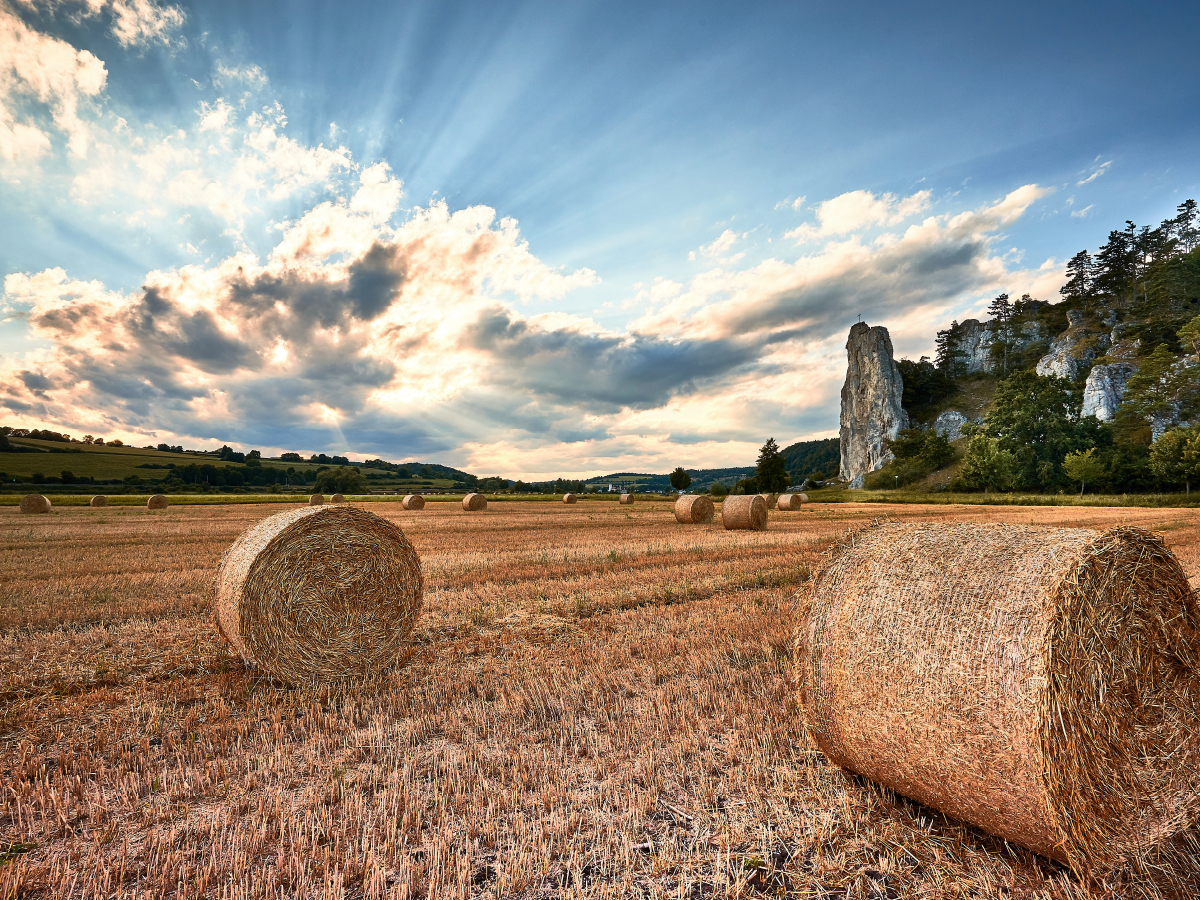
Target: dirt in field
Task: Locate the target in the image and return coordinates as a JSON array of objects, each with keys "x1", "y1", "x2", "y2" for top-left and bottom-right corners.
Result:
[{"x1": 1, "y1": 501, "x2": 1198, "y2": 898}]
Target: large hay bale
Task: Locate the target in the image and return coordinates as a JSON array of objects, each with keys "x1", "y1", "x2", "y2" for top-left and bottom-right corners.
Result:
[
  {"x1": 673, "y1": 494, "x2": 714, "y2": 524},
  {"x1": 793, "y1": 523, "x2": 1200, "y2": 873},
  {"x1": 147, "y1": 494, "x2": 169, "y2": 510},
  {"x1": 90, "y1": 495, "x2": 108, "y2": 508},
  {"x1": 401, "y1": 494, "x2": 425, "y2": 510},
  {"x1": 214, "y1": 505, "x2": 423, "y2": 684},
  {"x1": 619, "y1": 493, "x2": 633, "y2": 505},
  {"x1": 462, "y1": 493, "x2": 487, "y2": 511},
  {"x1": 563, "y1": 493, "x2": 577, "y2": 504},
  {"x1": 722, "y1": 494, "x2": 767, "y2": 530},
  {"x1": 19, "y1": 494, "x2": 51, "y2": 514},
  {"x1": 308, "y1": 494, "x2": 325, "y2": 506},
  {"x1": 777, "y1": 493, "x2": 805, "y2": 511},
  {"x1": 331, "y1": 493, "x2": 346, "y2": 503}
]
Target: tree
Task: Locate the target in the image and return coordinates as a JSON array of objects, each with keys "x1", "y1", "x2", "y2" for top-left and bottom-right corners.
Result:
[
  {"x1": 896, "y1": 357, "x2": 955, "y2": 418},
  {"x1": 756, "y1": 438, "x2": 790, "y2": 492},
  {"x1": 1060, "y1": 250, "x2": 1095, "y2": 301},
  {"x1": 935, "y1": 320, "x2": 967, "y2": 377},
  {"x1": 959, "y1": 435, "x2": 1016, "y2": 492},
  {"x1": 1149, "y1": 426, "x2": 1200, "y2": 494},
  {"x1": 1178, "y1": 315, "x2": 1200, "y2": 364},
  {"x1": 1122, "y1": 344, "x2": 1179, "y2": 432},
  {"x1": 709, "y1": 482, "x2": 730, "y2": 499},
  {"x1": 1063, "y1": 448, "x2": 1104, "y2": 496},
  {"x1": 986, "y1": 293, "x2": 1014, "y2": 374},
  {"x1": 669, "y1": 467, "x2": 692, "y2": 491},
  {"x1": 314, "y1": 466, "x2": 368, "y2": 494},
  {"x1": 1093, "y1": 225, "x2": 1136, "y2": 299},
  {"x1": 1175, "y1": 199, "x2": 1199, "y2": 254}
]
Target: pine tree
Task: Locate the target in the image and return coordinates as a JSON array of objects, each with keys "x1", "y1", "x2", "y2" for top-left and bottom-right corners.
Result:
[
  {"x1": 986, "y1": 292, "x2": 1014, "y2": 374},
  {"x1": 755, "y1": 438, "x2": 789, "y2": 493},
  {"x1": 1094, "y1": 226, "x2": 1136, "y2": 299},
  {"x1": 1176, "y1": 199, "x2": 1199, "y2": 254},
  {"x1": 1060, "y1": 250, "x2": 1095, "y2": 301},
  {"x1": 935, "y1": 320, "x2": 966, "y2": 377}
]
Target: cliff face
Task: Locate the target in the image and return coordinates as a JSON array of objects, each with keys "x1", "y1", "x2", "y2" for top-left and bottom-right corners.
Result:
[{"x1": 839, "y1": 323, "x2": 908, "y2": 483}]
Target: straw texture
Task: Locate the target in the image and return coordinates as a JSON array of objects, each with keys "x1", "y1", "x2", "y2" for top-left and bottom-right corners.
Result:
[
  {"x1": 308, "y1": 494, "x2": 325, "y2": 506},
  {"x1": 214, "y1": 506, "x2": 423, "y2": 684},
  {"x1": 777, "y1": 493, "x2": 805, "y2": 511},
  {"x1": 793, "y1": 522, "x2": 1200, "y2": 874},
  {"x1": 619, "y1": 493, "x2": 633, "y2": 505},
  {"x1": 89, "y1": 495, "x2": 107, "y2": 508},
  {"x1": 722, "y1": 494, "x2": 767, "y2": 530},
  {"x1": 401, "y1": 494, "x2": 425, "y2": 510},
  {"x1": 331, "y1": 493, "x2": 346, "y2": 503},
  {"x1": 462, "y1": 493, "x2": 487, "y2": 511},
  {"x1": 147, "y1": 494, "x2": 168, "y2": 510},
  {"x1": 563, "y1": 493, "x2": 577, "y2": 504},
  {"x1": 19, "y1": 494, "x2": 51, "y2": 514},
  {"x1": 673, "y1": 495, "x2": 714, "y2": 524}
]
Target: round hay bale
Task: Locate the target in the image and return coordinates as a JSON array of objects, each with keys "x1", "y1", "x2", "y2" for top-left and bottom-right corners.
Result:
[
  {"x1": 722, "y1": 494, "x2": 767, "y2": 530},
  {"x1": 308, "y1": 494, "x2": 325, "y2": 506},
  {"x1": 563, "y1": 493, "x2": 577, "y2": 504},
  {"x1": 619, "y1": 493, "x2": 633, "y2": 505},
  {"x1": 777, "y1": 493, "x2": 804, "y2": 511},
  {"x1": 330, "y1": 493, "x2": 346, "y2": 503},
  {"x1": 793, "y1": 523, "x2": 1200, "y2": 873},
  {"x1": 673, "y1": 494, "x2": 714, "y2": 524},
  {"x1": 147, "y1": 494, "x2": 169, "y2": 510},
  {"x1": 757, "y1": 493, "x2": 777, "y2": 508},
  {"x1": 797, "y1": 492, "x2": 809, "y2": 504},
  {"x1": 89, "y1": 495, "x2": 108, "y2": 508},
  {"x1": 214, "y1": 505, "x2": 423, "y2": 684},
  {"x1": 462, "y1": 493, "x2": 487, "y2": 511},
  {"x1": 401, "y1": 494, "x2": 425, "y2": 510},
  {"x1": 19, "y1": 494, "x2": 51, "y2": 514}
]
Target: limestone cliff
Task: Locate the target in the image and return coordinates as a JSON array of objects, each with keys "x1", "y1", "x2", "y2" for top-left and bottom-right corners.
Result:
[
  {"x1": 839, "y1": 323, "x2": 908, "y2": 483},
  {"x1": 1081, "y1": 363, "x2": 1136, "y2": 421}
]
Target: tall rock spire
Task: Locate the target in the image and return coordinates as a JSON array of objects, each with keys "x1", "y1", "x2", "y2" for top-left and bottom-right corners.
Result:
[{"x1": 839, "y1": 322, "x2": 907, "y2": 484}]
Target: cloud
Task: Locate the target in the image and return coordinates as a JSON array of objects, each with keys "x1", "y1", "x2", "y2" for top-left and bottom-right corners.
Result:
[
  {"x1": 1077, "y1": 160, "x2": 1111, "y2": 186},
  {"x1": 214, "y1": 62, "x2": 268, "y2": 89},
  {"x1": 1071, "y1": 204, "x2": 1095, "y2": 218},
  {"x1": 785, "y1": 188, "x2": 932, "y2": 243},
  {"x1": 690, "y1": 228, "x2": 746, "y2": 264}
]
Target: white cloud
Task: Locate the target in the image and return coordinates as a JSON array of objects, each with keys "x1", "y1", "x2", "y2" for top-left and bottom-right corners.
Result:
[
  {"x1": 1077, "y1": 160, "x2": 1111, "y2": 186},
  {"x1": 1071, "y1": 204, "x2": 1095, "y2": 218},
  {"x1": 785, "y1": 188, "x2": 932, "y2": 243},
  {"x1": 214, "y1": 62, "x2": 268, "y2": 89}
]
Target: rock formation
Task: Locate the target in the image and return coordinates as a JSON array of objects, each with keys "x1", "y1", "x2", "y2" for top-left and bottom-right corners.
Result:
[
  {"x1": 933, "y1": 410, "x2": 969, "y2": 441},
  {"x1": 1081, "y1": 363, "x2": 1136, "y2": 421},
  {"x1": 955, "y1": 316, "x2": 1049, "y2": 374},
  {"x1": 1035, "y1": 313, "x2": 1109, "y2": 381},
  {"x1": 839, "y1": 323, "x2": 907, "y2": 483}
]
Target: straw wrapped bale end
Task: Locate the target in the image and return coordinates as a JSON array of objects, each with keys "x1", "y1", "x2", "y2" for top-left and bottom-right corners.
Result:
[
  {"x1": 401, "y1": 494, "x2": 425, "y2": 510},
  {"x1": 308, "y1": 494, "x2": 325, "y2": 506},
  {"x1": 462, "y1": 493, "x2": 487, "y2": 511},
  {"x1": 147, "y1": 494, "x2": 169, "y2": 510},
  {"x1": 722, "y1": 494, "x2": 767, "y2": 530},
  {"x1": 674, "y1": 494, "x2": 714, "y2": 524},
  {"x1": 214, "y1": 505, "x2": 423, "y2": 684},
  {"x1": 777, "y1": 493, "x2": 805, "y2": 511},
  {"x1": 563, "y1": 493, "x2": 577, "y2": 504},
  {"x1": 19, "y1": 493, "x2": 51, "y2": 514},
  {"x1": 793, "y1": 522, "x2": 1200, "y2": 874},
  {"x1": 90, "y1": 495, "x2": 108, "y2": 508},
  {"x1": 619, "y1": 493, "x2": 633, "y2": 505},
  {"x1": 331, "y1": 493, "x2": 346, "y2": 503}
]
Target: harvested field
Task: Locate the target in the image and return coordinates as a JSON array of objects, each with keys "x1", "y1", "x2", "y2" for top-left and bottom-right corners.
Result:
[{"x1": 1, "y1": 501, "x2": 1199, "y2": 898}]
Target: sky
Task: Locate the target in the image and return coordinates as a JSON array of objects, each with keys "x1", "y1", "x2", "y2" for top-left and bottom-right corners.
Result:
[{"x1": 2, "y1": 0, "x2": 1199, "y2": 478}]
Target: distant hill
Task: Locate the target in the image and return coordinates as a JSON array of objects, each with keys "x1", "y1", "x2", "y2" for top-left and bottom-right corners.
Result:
[
  {"x1": 585, "y1": 467, "x2": 756, "y2": 491},
  {"x1": 781, "y1": 437, "x2": 840, "y2": 483}
]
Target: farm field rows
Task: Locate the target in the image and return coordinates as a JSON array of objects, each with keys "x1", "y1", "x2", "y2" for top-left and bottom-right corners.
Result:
[{"x1": 2, "y1": 501, "x2": 1199, "y2": 898}]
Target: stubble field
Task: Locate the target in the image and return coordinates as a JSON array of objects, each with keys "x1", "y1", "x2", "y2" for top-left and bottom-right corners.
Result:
[{"x1": 1, "y1": 500, "x2": 1198, "y2": 899}]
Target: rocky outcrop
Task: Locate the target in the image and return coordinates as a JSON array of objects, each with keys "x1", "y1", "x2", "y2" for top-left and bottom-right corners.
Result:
[
  {"x1": 933, "y1": 410, "x2": 969, "y2": 441},
  {"x1": 1035, "y1": 326, "x2": 1108, "y2": 381},
  {"x1": 1081, "y1": 363, "x2": 1136, "y2": 421},
  {"x1": 957, "y1": 318, "x2": 1050, "y2": 374},
  {"x1": 839, "y1": 323, "x2": 907, "y2": 483}
]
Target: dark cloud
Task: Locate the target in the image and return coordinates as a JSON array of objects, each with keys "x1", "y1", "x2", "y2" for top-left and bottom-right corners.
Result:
[
  {"x1": 463, "y1": 307, "x2": 758, "y2": 411},
  {"x1": 347, "y1": 243, "x2": 406, "y2": 320}
]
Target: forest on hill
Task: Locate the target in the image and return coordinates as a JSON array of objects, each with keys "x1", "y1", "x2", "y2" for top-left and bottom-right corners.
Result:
[{"x1": 870, "y1": 199, "x2": 1200, "y2": 494}]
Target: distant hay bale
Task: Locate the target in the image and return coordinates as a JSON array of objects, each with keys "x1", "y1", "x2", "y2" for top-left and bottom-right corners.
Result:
[
  {"x1": 757, "y1": 493, "x2": 777, "y2": 507},
  {"x1": 89, "y1": 495, "x2": 108, "y2": 508},
  {"x1": 797, "y1": 492, "x2": 809, "y2": 504},
  {"x1": 563, "y1": 493, "x2": 577, "y2": 504},
  {"x1": 462, "y1": 493, "x2": 487, "y2": 511},
  {"x1": 401, "y1": 494, "x2": 425, "y2": 510},
  {"x1": 722, "y1": 494, "x2": 767, "y2": 530},
  {"x1": 331, "y1": 493, "x2": 346, "y2": 503},
  {"x1": 777, "y1": 493, "x2": 805, "y2": 511},
  {"x1": 308, "y1": 494, "x2": 325, "y2": 506},
  {"x1": 673, "y1": 494, "x2": 714, "y2": 524},
  {"x1": 214, "y1": 505, "x2": 423, "y2": 684},
  {"x1": 147, "y1": 494, "x2": 169, "y2": 510},
  {"x1": 793, "y1": 523, "x2": 1200, "y2": 873},
  {"x1": 619, "y1": 493, "x2": 633, "y2": 505},
  {"x1": 19, "y1": 494, "x2": 51, "y2": 514}
]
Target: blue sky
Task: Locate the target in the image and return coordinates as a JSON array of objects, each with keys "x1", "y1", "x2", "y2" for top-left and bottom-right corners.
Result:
[{"x1": 2, "y1": 0, "x2": 1199, "y2": 477}]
